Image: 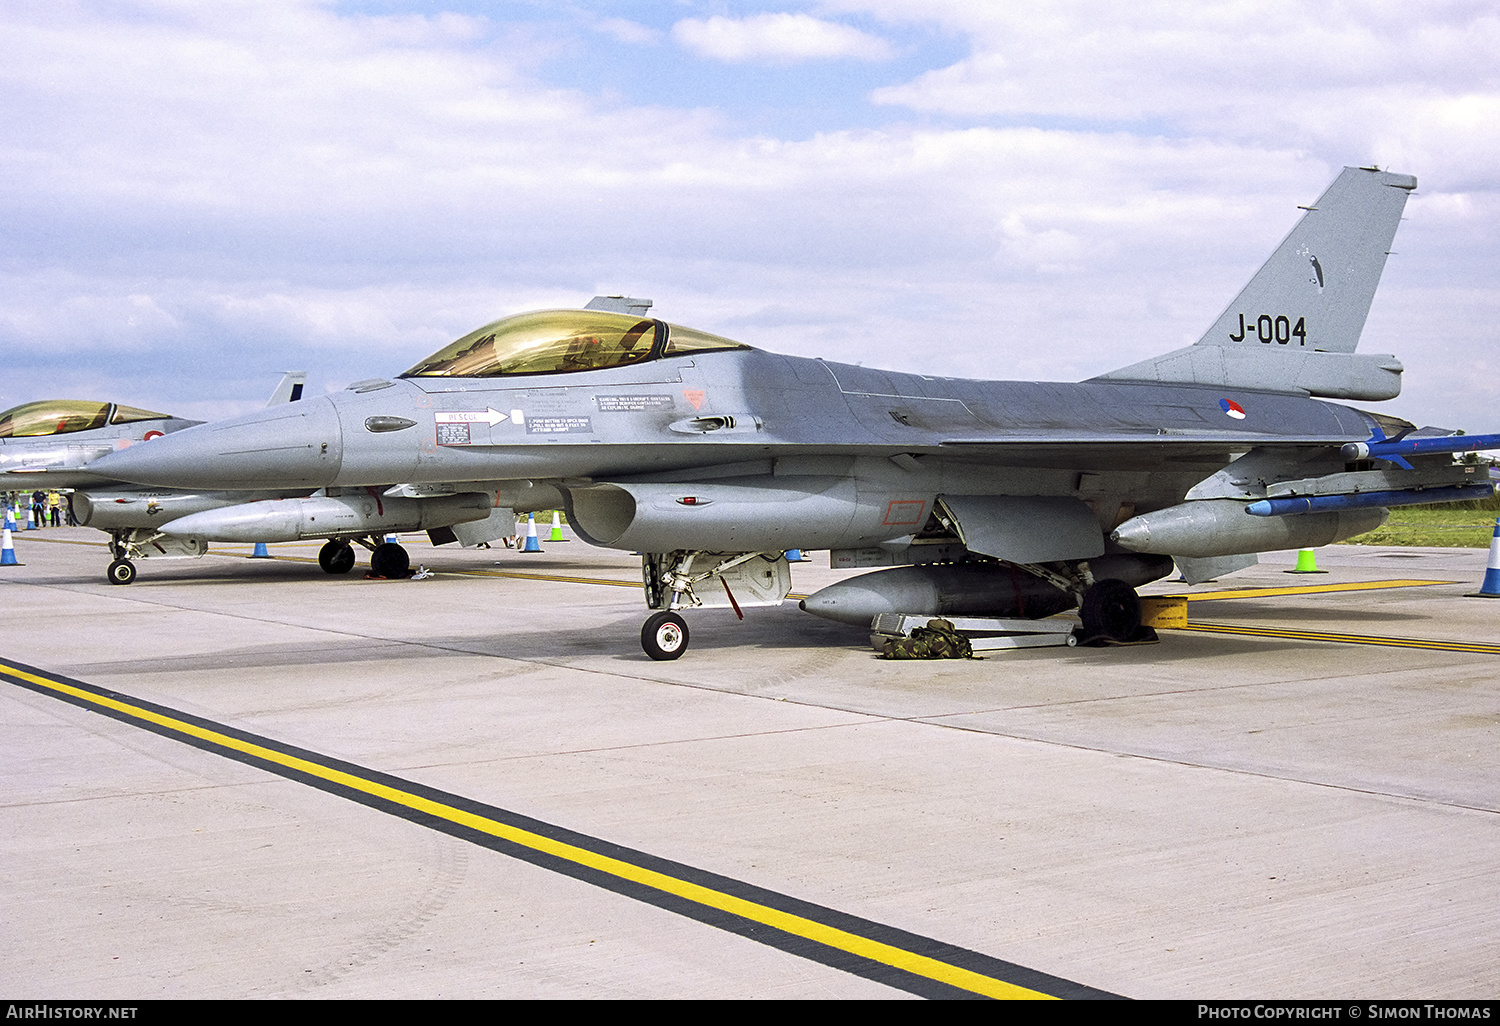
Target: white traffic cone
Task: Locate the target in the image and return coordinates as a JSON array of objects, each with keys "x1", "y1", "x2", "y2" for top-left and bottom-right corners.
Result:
[
  {"x1": 1468, "y1": 518, "x2": 1500, "y2": 598},
  {"x1": 520, "y1": 513, "x2": 542, "y2": 552},
  {"x1": 1, "y1": 526, "x2": 20, "y2": 566}
]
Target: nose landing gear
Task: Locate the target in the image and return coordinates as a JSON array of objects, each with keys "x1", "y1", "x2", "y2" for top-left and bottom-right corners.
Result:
[{"x1": 642, "y1": 612, "x2": 689, "y2": 661}]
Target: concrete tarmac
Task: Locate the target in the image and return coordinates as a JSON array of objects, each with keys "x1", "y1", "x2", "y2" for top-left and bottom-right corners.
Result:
[{"x1": 2, "y1": 528, "x2": 1497, "y2": 998}]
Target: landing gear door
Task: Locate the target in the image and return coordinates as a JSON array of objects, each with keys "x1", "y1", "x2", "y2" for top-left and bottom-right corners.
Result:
[
  {"x1": 687, "y1": 554, "x2": 792, "y2": 610},
  {"x1": 937, "y1": 495, "x2": 1104, "y2": 563}
]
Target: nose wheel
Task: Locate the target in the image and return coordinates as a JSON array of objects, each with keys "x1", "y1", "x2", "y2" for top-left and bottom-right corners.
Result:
[
  {"x1": 642, "y1": 612, "x2": 689, "y2": 660},
  {"x1": 106, "y1": 559, "x2": 137, "y2": 585}
]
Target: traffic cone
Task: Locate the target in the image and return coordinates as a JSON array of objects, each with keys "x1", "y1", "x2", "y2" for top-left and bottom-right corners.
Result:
[
  {"x1": 26, "y1": 506, "x2": 36, "y2": 530},
  {"x1": 1, "y1": 526, "x2": 20, "y2": 566},
  {"x1": 251, "y1": 542, "x2": 271, "y2": 558},
  {"x1": 1285, "y1": 547, "x2": 1326, "y2": 574},
  {"x1": 547, "y1": 511, "x2": 567, "y2": 542},
  {"x1": 520, "y1": 513, "x2": 542, "y2": 552},
  {"x1": 1468, "y1": 518, "x2": 1500, "y2": 597},
  {"x1": 3, "y1": 508, "x2": 13, "y2": 532}
]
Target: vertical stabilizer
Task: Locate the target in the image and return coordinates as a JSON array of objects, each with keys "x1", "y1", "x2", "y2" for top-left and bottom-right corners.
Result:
[
  {"x1": 1093, "y1": 167, "x2": 1415, "y2": 400},
  {"x1": 1197, "y1": 166, "x2": 1415, "y2": 354}
]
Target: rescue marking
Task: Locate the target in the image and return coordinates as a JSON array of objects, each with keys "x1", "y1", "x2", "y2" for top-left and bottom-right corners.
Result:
[{"x1": 0, "y1": 660, "x2": 1114, "y2": 1001}]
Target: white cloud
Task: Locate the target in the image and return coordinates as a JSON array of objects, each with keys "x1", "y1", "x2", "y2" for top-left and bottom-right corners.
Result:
[
  {"x1": 671, "y1": 13, "x2": 896, "y2": 64},
  {"x1": 0, "y1": 1, "x2": 1496, "y2": 434},
  {"x1": 593, "y1": 17, "x2": 661, "y2": 47},
  {"x1": 860, "y1": 2, "x2": 1500, "y2": 182}
]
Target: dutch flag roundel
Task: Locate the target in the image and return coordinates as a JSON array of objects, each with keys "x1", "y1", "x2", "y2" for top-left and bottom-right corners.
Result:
[{"x1": 1220, "y1": 398, "x2": 1247, "y2": 420}]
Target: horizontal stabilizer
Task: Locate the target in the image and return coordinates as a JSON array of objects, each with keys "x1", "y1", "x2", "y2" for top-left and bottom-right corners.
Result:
[{"x1": 1095, "y1": 346, "x2": 1402, "y2": 400}]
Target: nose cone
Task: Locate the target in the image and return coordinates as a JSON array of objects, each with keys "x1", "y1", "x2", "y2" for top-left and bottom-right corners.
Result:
[
  {"x1": 1109, "y1": 517, "x2": 1151, "y2": 552},
  {"x1": 800, "y1": 572, "x2": 937, "y2": 626},
  {"x1": 87, "y1": 398, "x2": 344, "y2": 489}
]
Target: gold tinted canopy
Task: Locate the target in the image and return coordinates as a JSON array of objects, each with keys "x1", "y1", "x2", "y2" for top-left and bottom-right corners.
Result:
[
  {"x1": 0, "y1": 400, "x2": 172, "y2": 438},
  {"x1": 402, "y1": 310, "x2": 749, "y2": 379}
]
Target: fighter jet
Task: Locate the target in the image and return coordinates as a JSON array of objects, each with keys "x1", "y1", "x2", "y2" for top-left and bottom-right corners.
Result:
[
  {"x1": 21, "y1": 372, "x2": 515, "y2": 584},
  {"x1": 86, "y1": 168, "x2": 1500, "y2": 658},
  {"x1": 0, "y1": 375, "x2": 304, "y2": 581}
]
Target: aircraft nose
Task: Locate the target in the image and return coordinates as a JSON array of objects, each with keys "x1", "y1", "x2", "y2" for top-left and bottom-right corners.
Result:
[{"x1": 87, "y1": 397, "x2": 344, "y2": 489}]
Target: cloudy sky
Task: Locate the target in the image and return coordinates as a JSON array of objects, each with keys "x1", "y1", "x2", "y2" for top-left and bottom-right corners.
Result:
[{"x1": 3, "y1": 0, "x2": 1497, "y2": 431}]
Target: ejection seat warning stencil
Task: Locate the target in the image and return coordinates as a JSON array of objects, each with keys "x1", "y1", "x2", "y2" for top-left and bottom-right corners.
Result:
[
  {"x1": 435, "y1": 408, "x2": 520, "y2": 445},
  {"x1": 527, "y1": 416, "x2": 593, "y2": 434},
  {"x1": 437, "y1": 422, "x2": 472, "y2": 445},
  {"x1": 596, "y1": 395, "x2": 674, "y2": 412}
]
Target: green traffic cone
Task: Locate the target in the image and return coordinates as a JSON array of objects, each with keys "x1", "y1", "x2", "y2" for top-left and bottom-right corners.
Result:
[
  {"x1": 547, "y1": 510, "x2": 567, "y2": 543},
  {"x1": 1285, "y1": 547, "x2": 1326, "y2": 574}
]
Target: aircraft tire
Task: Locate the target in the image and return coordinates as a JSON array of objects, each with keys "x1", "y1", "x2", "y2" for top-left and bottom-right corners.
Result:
[
  {"x1": 319, "y1": 540, "x2": 356, "y2": 575},
  {"x1": 641, "y1": 611, "x2": 689, "y2": 661},
  {"x1": 107, "y1": 559, "x2": 137, "y2": 586},
  {"x1": 1080, "y1": 578, "x2": 1141, "y2": 642},
  {"x1": 370, "y1": 542, "x2": 409, "y2": 578}
]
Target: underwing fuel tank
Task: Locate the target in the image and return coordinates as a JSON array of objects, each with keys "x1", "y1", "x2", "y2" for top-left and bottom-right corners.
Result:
[
  {"x1": 798, "y1": 555, "x2": 1174, "y2": 627},
  {"x1": 72, "y1": 489, "x2": 261, "y2": 530},
  {"x1": 1110, "y1": 499, "x2": 1387, "y2": 558},
  {"x1": 156, "y1": 492, "x2": 491, "y2": 543}
]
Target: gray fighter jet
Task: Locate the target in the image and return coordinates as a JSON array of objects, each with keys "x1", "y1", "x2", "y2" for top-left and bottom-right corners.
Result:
[
  {"x1": 13, "y1": 373, "x2": 515, "y2": 584},
  {"x1": 1, "y1": 375, "x2": 301, "y2": 581},
  {"x1": 86, "y1": 168, "x2": 1500, "y2": 658}
]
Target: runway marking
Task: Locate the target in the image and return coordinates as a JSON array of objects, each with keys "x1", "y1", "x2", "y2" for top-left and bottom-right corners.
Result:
[
  {"x1": 1167, "y1": 579, "x2": 1452, "y2": 601},
  {"x1": 1176, "y1": 622, "x2": 1500, "y2": 655},
  {"x1": 0, "y1": 659, "x2": 1115, "y2": 1001}
]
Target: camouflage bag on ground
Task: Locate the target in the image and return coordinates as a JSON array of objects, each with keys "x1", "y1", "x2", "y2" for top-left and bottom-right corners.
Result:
[{"x1": 880, "y1": 618, "x2": 974, "y2": 659}]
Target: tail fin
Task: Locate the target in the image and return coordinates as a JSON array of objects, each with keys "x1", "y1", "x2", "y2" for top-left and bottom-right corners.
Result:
[
  {"x1": 265, "y1": 371, "x2": 307, "y2": 407},
  {"x1": 1095, "y1": 167, "x2": 1416, "y2": 400}
]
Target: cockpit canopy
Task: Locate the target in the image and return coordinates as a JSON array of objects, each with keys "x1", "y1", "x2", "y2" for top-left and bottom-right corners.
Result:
[
  {"x1": 0, "y1": 400, "x2": 172, "y2": 439},
  {"x1": 400, "y1": 309, "x2": 750, "y2": 379}
]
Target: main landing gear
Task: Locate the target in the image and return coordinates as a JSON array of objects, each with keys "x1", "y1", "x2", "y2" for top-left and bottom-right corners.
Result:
[
  {"x1": 318, "y1": 540, "x2": 357, "y2": 574},
  {"x1": 319, "y1": 537, "x2": 410, "y2": 577},
  {"x1": 1078, "y1": 578, "x2": 1143, "y2": 643}
]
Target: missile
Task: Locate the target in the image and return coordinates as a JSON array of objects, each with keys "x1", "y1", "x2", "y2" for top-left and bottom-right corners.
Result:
[
  {"x1": 1111, "y1": 499, "x2": 1386, "y2": 558},
  {"x1": 156, "y1": 492, "x2": 491, "y2": 543},
  {"x1": 799, "y1": 554, "x2": 1173, "y2": 627},
  {"x1": 1341, "y1": 431, "x2": 1500, "y2": 466},
  {"x1": 1246, "y1": 483, "x2": 1492, "y2": 517}
]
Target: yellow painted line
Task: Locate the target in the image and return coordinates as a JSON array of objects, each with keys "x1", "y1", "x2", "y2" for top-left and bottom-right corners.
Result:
[
  {"x1": 1, "y1": 660, "x2": 1060, "y2": 1000},
  {"x1": 1166, "y1": 579, "x2": 1452, "y2": 602},
  {"x1": 466, "y1": 569, "x2": 639, "y2": 588},
  {"x1": 1176, "y1": 623, "x2": 1500, "y2": 655}
]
